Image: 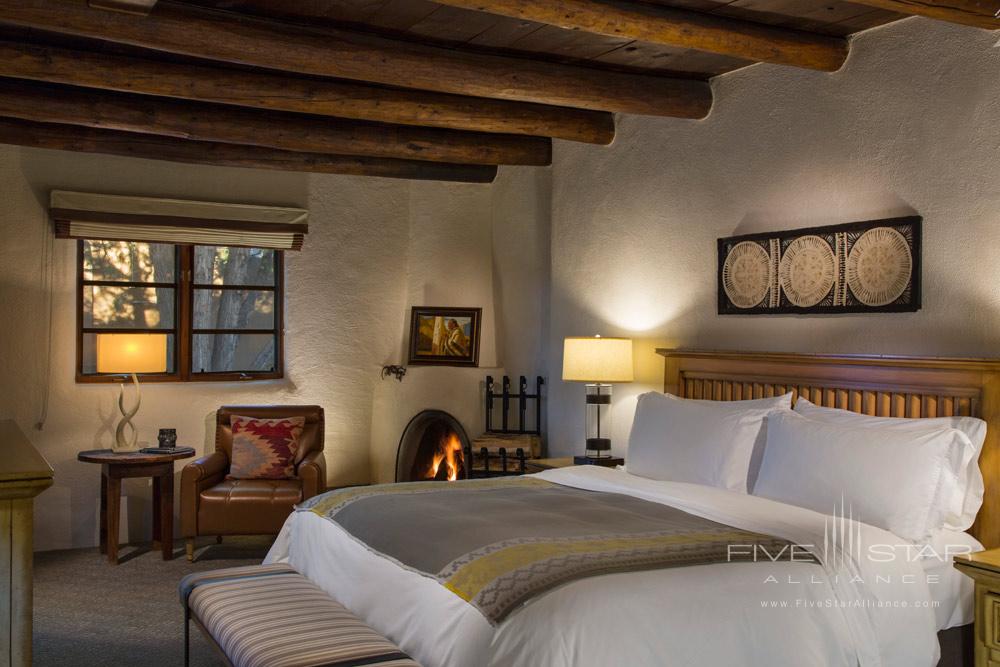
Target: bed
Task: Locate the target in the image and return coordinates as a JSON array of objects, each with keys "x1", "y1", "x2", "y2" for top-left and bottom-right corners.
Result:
[{"x1": 266, "y1": 349, "x2": 1000, "y2": 667}]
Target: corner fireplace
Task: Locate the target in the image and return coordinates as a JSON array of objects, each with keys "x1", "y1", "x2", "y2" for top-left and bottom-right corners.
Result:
[{"x1": 395, "y1": 410, "x2": 471, "y2": 482}]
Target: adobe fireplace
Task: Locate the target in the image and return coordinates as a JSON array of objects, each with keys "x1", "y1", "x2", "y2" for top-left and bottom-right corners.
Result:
[{"x1": 395, "y1": 410, "x2": 471, "y2": 482}]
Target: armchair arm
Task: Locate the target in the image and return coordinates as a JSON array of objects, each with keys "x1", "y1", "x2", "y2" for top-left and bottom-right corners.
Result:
[
  {"x1": 297, "y1": 449, "x2": 327, "y2": 500},
  {"x1": 181, "y1": 450, "x2": 229, "y2": 538}
]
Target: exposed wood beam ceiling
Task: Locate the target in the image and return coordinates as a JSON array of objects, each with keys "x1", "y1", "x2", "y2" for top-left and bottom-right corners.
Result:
[
  {"x1": 88, "y1": 0, "x2": 159, "y2": 15},
  {"x1": 849, "y1": 0, "x2": 999, "y2": 30},
  {"x1": 431, "y1": 0, "x2": 848, "y2": 71},
  {"x1": 0, "y1": 0, "x2": 711, "y2": 118},
  {"x1": 0, "y1": 0, "x2": 988, "y2": 181},
  {"x1": 0, "y1": 40, "x2": 614, "y2": 144},
  {"x1": 0, "y1": 117, "x2": 497, "y2": 182},
  {"x1": 0, "y1": 79, "x2": 551, "y2": 165}
]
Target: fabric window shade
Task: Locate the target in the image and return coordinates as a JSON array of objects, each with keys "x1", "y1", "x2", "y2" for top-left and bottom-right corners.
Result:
[{"x1": 51, "y1": 191, "x2": 309, "y2": 250}]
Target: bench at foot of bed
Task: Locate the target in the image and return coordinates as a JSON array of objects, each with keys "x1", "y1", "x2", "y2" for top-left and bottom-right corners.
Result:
[{"x1": 179, "y1": 563, "x2": 421, "y2": 667}]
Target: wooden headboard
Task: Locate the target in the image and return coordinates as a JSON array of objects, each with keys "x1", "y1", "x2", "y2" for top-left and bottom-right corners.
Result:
[{"x1": 657, "y1": 349, "x2": 1000, "y2": 548}]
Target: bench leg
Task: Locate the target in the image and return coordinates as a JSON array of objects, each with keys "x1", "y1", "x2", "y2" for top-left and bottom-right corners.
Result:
[{"x1": 186, "y1": 538, "x2": 195, "y2": 562}]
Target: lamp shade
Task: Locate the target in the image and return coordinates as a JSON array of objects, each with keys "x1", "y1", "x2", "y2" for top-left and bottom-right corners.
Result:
[
  {"x1": 562, "y1": 336, "x2": 634, "y2": 383},
  {"x1": 96, "y1": 333, "x2": 168, "y2": 374}
]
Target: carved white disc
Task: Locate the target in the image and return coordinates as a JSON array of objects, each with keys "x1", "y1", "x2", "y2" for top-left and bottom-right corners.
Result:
[
  {"x1": 778, "y1": 235, "x2": 835, "y2": 307},
  {"x1": 846, "y1": 227, "x2": 912, "y2": 307},
  {"x1": 722, "y1": 241, "x2": 770, "y2": 309}
]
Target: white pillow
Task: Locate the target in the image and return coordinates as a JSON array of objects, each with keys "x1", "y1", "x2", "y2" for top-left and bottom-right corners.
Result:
[
  {"x1": 794, "y1": 398, "x2": 984, "y2": 531},
  {"x1": 665, "y1": 392, "x2": 793, "y2": 491},
  {"x1": 666, "y1": 392, "x2": 794, "y2": 411},
  {"x1": 754, "y1": 411, "x2": 970, "y2": 543},
  {"x1": 627, "y1": 392, "x2": 775, "y2": 492}
]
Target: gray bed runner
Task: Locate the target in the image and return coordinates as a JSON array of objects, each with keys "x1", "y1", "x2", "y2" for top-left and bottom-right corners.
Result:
[{"x1": 299, "y1": 477, "x2": 810, "y2": 623}]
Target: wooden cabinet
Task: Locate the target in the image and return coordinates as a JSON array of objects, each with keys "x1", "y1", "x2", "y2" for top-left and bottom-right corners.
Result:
[
  {"x1": 0, "y1": 420, "x2": 54, "y2": 667},
  {"x1": 955, "y1": 550, "x2": 1000, "y2": 666},
  {"x1": 986, "y1": 592, "x2": 1000, "y2": 653}
]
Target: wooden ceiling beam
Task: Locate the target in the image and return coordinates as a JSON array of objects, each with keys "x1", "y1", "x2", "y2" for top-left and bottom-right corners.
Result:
[
  {"x1": 0, "y1": 40, "x2": 614, "y2": 145},
  {"x1": 432, "y1": 0, "x2": 847, "y2": 71},
  {"x1": 88, "y1": 0, "x2": 159, "y2": 16},
  {"x1": 0, "y1": 79, "x2": 551, "y2": 166},
  {"x1": 847, "y1": 0, "x2": 999, "y2": 30},
  {"x1": 0, "y1": 117, "x2": 497, "y2": 182},
  {"x1": 0, "y1": 0, "x2": 710, "y2": 118}
]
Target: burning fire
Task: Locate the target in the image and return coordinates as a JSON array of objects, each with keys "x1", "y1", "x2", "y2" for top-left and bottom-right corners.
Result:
[{"x1": 430, "y1": 433, "x2": 463, "y2": 481}]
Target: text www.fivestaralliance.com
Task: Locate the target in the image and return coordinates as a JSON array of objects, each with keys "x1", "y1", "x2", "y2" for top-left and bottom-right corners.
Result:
[{"x1": 760, "y1": 600, "x2": 941, "y2": 609}]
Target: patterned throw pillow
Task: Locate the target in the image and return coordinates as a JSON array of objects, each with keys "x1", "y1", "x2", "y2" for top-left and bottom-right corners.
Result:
[{"x1": 228, "y1": 416, "x2": 305, "y2": 480}]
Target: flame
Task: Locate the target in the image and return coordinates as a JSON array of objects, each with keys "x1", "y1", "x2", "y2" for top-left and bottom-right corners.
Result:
[{"x1": 430, "y1": 432, "x2": 463, "y2": 481}]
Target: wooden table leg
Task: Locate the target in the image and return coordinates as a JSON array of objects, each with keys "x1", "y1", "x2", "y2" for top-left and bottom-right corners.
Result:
[
  {"x1": 99, "y1": 469, "x2": 108, "y2": 555},
  {"x1": 160, "y1": 467, "x2": 174, "y2": 560},
  {"x1": 105, "y1": 472, "x2": 121, "y2": 565},
  {"x1": 151, "y1": 473, "x2": 162, "y2": 550}
]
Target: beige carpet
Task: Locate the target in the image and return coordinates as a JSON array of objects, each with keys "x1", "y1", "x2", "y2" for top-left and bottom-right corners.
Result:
[{"x1": 33, "y1": 537, "x2": 274, "y2": 666}]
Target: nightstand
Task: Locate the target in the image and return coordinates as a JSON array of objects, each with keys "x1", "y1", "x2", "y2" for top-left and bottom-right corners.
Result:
[
  {"x1": 954, "y1": 549, "x2": 1000, "y2": 665},
  {"x1": 572, "y1": 455, "x2": 625, "y2": 467},
  {"x1": 523, "y1": 457, "x2": 573, "y2": 473},
  {"x1": 523, "y1": 457, "x2": 624, "y2": 473}
]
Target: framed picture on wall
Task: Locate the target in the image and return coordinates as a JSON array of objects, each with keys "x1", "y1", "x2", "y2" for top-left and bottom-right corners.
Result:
[
  {"x1": 717, "y1": 216, "x2": 921, "y2": 315},
  {"x1": 407, "y1": 307, "x2": 482, "y2": 367}
]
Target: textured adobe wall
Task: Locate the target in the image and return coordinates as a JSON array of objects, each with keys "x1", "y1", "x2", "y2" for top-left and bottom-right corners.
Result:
[
  {"x1": 370, "y1": 182, "x2": 500, "y2": 484},
  {"x1": 369, "y1": 168, "x2": 554, "y2": 482},
  {"x1": 543, "y1": 18, "x2": 1000, "y2": 458},
  {"x1": 491, "y1": 167, "x2": 552, "y2": 382}
]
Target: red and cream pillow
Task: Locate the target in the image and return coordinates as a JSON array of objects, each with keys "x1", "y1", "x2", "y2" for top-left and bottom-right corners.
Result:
[{"x1": 228, "y1": 416, "x2": 305, "y2": 480}]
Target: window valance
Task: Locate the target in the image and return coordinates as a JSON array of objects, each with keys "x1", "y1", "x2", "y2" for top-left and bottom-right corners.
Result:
[{"x1": 51, "y1": 190, "x2": 309, "y2": 250}]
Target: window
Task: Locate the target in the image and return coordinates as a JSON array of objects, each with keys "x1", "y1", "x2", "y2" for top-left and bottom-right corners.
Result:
[{"x1": 78, "y1": 240, "x2": 283, "y2": 382}]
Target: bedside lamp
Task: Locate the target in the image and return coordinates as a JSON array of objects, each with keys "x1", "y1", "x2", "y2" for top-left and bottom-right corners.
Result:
[
  {"x1": 562, "y1": 336, "x2": 634, "y2": 463},
  {"x1": 96, "y1": 333, "x2": 168, "y2": 452}
]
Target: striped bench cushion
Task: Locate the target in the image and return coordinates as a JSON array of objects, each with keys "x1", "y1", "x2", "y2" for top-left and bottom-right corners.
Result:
[{"x1": 180, "y1": 564, "x2": 420, "y2": 667}]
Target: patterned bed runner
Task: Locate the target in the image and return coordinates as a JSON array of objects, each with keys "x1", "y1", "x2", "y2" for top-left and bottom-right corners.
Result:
[{"x1": 299, "y1": 477, "x2": 812, "y2": 624}]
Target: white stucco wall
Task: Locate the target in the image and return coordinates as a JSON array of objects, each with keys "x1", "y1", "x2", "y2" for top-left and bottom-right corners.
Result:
[
  {"x1": 368, "y1": 168, "x2": 554, "y2": 483},
  {"x1": 370, "y1": 182, "x2": 500, "y2": 484},
  {"x1": 406, "y1": 182, "x2": 498, "y2": 366},
  {"x1": 543, "y1": 18, "x2": 1000, "y2": 458},
  {"x1": 0, "y1": 144, "x2": 518, "y2": 551},
  {"x1": 491, "y1": 167, "x2": 552, "y2": 381}
]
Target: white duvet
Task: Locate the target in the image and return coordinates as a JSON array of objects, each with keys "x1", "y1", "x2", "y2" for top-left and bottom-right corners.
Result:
[{"x1": 266, "y1": 466, "x2": 970, "y2": 667}]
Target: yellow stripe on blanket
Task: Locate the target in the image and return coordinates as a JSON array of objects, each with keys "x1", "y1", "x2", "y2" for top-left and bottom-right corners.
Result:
[{"x1": 444, "y1": 529, "x2": 763, "y2": 603}]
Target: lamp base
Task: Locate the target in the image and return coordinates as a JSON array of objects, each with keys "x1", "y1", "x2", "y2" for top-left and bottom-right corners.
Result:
[
  {"x1": 112, "y1": 427, "x2": 140, "y2": 453},
  {"x1": 112, "y1": 435, "x2": 140, "y2": 453},
  {"x1": 585, "y1": 437, "x2": 611, "y2": 451},
  {"x1": 573, "y1": 455, "x2": 624, "y2": 468},
  {"x1": 112, "y1": 373, "x2": 142, "y2": 452}
]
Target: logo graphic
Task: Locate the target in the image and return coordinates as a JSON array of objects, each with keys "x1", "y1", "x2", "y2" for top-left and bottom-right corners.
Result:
[
  {"x1": 727, "y1": 495, "x2": 974, "y2": 574},
  {"x1": 822, "y1": 496, "x2": 864, "y2": 570}
]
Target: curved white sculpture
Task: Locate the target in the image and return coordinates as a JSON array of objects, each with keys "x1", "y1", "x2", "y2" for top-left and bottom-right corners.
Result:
[{"x1": 113, "y1": 373, "x2": 142, "y2": 452}]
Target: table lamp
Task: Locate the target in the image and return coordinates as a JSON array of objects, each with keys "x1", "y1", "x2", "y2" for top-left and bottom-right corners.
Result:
[
  {"x1": 562, "y1": 336, "x2": 633, "y2": 462},
  {"x1": 96, "y1": 333, "x2": 168, "y2": 452}
]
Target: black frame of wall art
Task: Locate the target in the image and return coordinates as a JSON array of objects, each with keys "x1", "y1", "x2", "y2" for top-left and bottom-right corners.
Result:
[{"x1": 717, "y1": 216, "x2": 922, "y2": 315}]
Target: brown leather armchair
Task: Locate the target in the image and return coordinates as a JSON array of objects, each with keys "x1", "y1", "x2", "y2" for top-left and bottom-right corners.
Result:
[{"x1": 181, "y1": 405, "x2": 326, "y2": 561}]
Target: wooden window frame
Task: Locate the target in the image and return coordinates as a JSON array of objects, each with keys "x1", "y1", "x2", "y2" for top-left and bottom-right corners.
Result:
[{"x1": 76, "y1": 240, "x2": 284, "y2": 383}]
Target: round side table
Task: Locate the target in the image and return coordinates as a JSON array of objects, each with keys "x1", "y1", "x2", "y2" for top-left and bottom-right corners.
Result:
[{"x1": 77, "y1": 448, "x2": 195, "y2": 565}]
